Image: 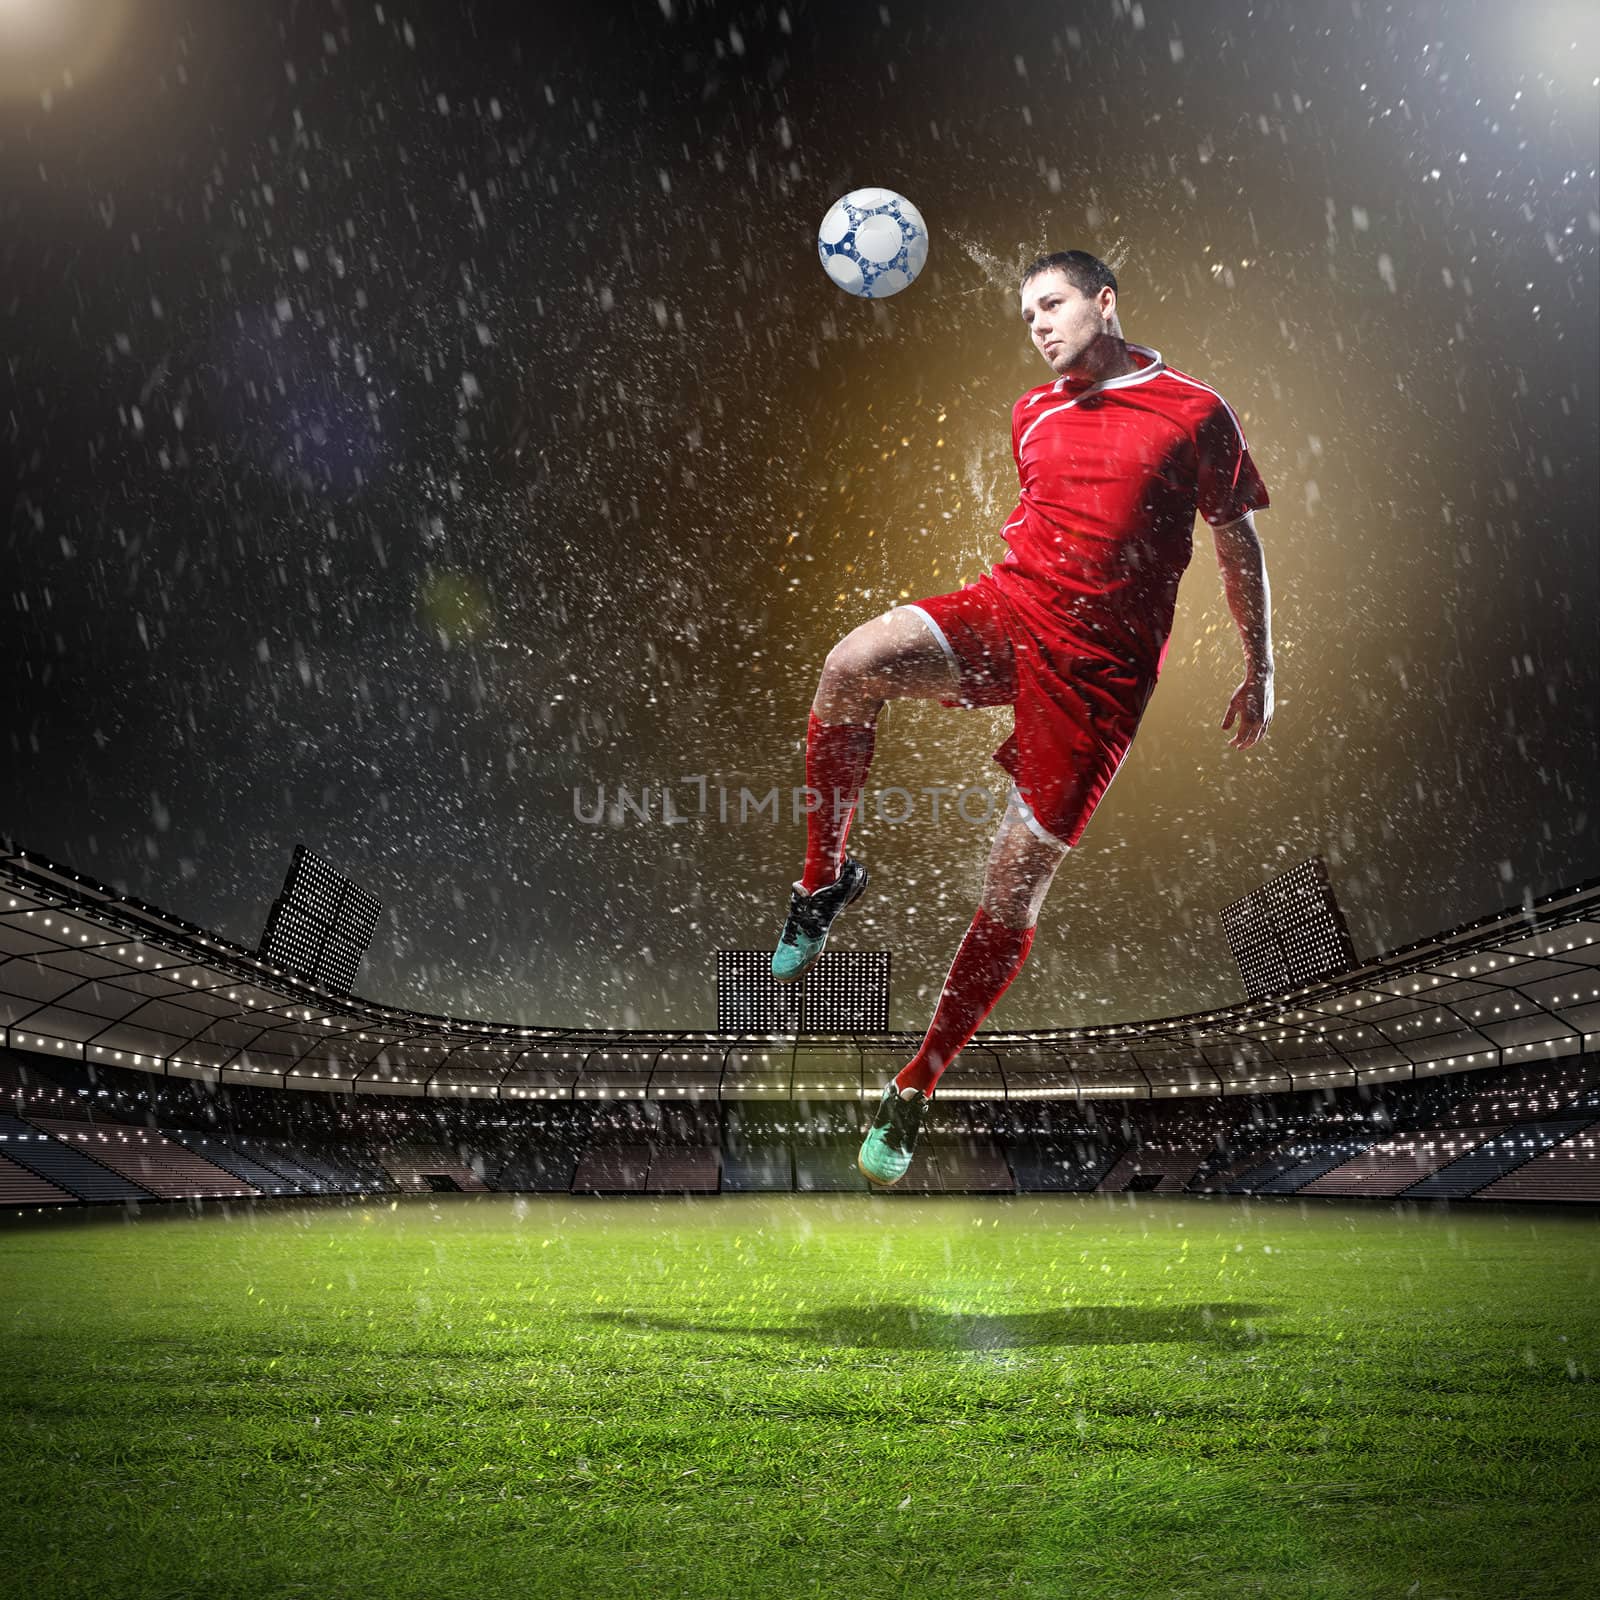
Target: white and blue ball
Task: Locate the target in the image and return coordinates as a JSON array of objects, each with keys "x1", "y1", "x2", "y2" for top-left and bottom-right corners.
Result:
[{"x1": 817, "y1": 187, "x2": 929, "y2": 299}]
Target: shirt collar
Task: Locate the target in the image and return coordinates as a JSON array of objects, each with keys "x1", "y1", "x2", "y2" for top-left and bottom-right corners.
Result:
[{"x1": 1050, "y1": 341, "x2": 1166, "y2": 396}]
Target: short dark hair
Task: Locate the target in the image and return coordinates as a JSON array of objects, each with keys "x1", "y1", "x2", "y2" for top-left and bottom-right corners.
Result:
[{"x1": 1020, "y1": 250, "x2": 1118, "y2": 300}]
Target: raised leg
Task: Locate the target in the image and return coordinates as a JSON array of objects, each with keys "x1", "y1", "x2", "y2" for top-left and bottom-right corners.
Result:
[
  {"x1": 810, "y1": 606, "x2": 961, "y2": 724},
  {"x1": 798, "y1": 608, "x2": 961, "y2": 892}
]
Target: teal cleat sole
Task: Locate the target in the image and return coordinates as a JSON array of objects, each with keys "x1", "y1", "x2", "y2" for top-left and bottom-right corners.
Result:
[
  {"x1": 858, "y1": 1082, "x2": 928, "y2": 1187},
  {"x1": 857, "y1": 1146, "x2": 910, "y2": 1188},
  {"x1": 772, "y1": 937, "x2": 824, "y2": 982}
]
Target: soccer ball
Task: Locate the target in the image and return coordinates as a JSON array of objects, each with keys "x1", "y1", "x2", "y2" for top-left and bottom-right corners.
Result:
[{"x1": 816, "y1": 188, "x2": 929, "y2": 299}]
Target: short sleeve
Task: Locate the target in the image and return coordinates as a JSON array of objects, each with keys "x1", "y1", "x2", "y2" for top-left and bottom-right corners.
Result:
[{"x1": 1195, "y1": 399, "x2": 1270, "y2": 527}]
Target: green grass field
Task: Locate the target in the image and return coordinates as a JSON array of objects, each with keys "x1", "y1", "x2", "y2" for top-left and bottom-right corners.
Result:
[{"x1": 1, "y1": 1194, "x2": 1596, "y2": 1600}]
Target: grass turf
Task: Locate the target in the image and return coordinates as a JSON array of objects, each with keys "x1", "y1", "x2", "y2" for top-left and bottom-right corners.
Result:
[{"x1": 1, "y1": 1194, "x2": 1596, "y2": 1600}]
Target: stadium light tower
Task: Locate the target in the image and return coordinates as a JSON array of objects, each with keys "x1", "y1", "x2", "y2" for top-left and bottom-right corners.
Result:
[
  {"x1": 258, "y1": 845, "x2": 382, "y2": 996},
  {"x1": 1220, "y1": 856, "x2": 1357, "y2": 1001},
  {"x1": 717, "y1": 950, "x2": 890, "y2": 1035}
]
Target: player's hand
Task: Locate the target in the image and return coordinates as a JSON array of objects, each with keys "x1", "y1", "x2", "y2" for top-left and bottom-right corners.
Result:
[{"x1": 1221, "y1": 669, "x2": 1273, "y2": 749}]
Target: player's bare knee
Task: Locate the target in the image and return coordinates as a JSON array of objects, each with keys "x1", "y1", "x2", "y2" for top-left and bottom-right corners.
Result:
[
  {"x1": 984, "y1": 823, "x2": 1066, "y2": 926},
  {"x1": 825, "y1": 620, "x2": 882, "y2": 674},
  {"x1": 982, "y1": 861, "x2": 1030, "y2": 918},
  {"x1": 818, "y1": 645, "x2": 871, "y2": 700},
  {"x1": 829, "y1": 626, "x2": 901, "y2": 693},
  {"x1": 980, "y1": 882, "x2": 1037, "y2": 929},
  {"x1": 814, "y1": 639, "x2": 884, "y2": 722}
]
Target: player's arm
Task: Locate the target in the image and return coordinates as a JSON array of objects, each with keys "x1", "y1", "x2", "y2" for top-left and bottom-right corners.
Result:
[{"x1": 1211, "y1": 510, "x2": 1274, "y2": 749}]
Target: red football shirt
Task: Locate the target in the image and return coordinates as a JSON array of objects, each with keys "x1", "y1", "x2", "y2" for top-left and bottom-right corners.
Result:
[{"x1": 984, "y1": 341, "x2": 1270, "y2": 679}]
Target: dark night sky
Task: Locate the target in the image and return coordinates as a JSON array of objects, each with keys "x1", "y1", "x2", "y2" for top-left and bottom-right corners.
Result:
[{"x1": 4, "y1": 0, "x2": 1597, "y2": 1033}]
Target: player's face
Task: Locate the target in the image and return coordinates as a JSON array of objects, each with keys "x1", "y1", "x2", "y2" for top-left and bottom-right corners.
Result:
[{"x1": 1020, "y1": 269, "x2": 1110, "y2": 375}]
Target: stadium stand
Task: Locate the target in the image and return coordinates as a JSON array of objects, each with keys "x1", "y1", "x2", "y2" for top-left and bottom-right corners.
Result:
[
  {"x1": 379, "y1": 1146, "x2": 490, "y2": 1193},
  {"x1": 1191, "y1": 1127, "x2": 1317, "y2": 1191},
  {"x1": 262, "y1": 1140, "x2": 392, "y2": 1194},
  {"x1": 11, "y1": 1084, "x2": 93, "y2": 1120},
  {"x1": 718, "y1": 1152, "x2": 792, "y2": 1190},
  {"x1": 318, "y1": 1144, "x2": 398, "y2": 1193},
  {"x1": 4, "y1": 1051, "x2": 1600, "y2": 1206},
  {"x1": 1096, "y1": 1145, "x2": 1213, "y2": 1194},
  {"x1": 217, "y1": 1136, "x2": 344, "y2": 1194},
  {"x1": 1298, "y1": 1127, "x2": 1508, "y2": 1198},
  {"x1": 934, "y1": 1134, "x2": 1017, "y2": 1193},
  {"x1": 164, "y1": 1132, "x2": 306, "y2": 1196},
  {"x1": 1232, "y1": 1136, "x2": 1383, "y2": 1195},
  {"x1": 2, "y1": 841, "x2": 1598, "y2": 1209},
  {"x1": 1006, "y1": 1132, "x2": 1124, "y2": 1191},
  {"x1": 720, "y1": 1107, "x2": 793, "y2": 1192},
  {"x1": 644, "y1": 1102, "x2": 721, "y2": 1193},
  {"x1": 572, "y1": 1142, "x2": 652, "y2": 1193},
  {"x1": 489, "y1": 1145, "x2": 582, "y2": 1192},
  {"x1": 0, "y1": 1150, "x2": 74, "y2": 1206},
  {"x1": 0, "y1": 1111, "x2": 153, "y2": 1202},
  {"x1": 645, "y1": 1145, "x2": 721, "y2": 1192},
  {"x1": 793, "y1": 1132, "x2": 871, "y2": 1192},
  {"x1": 1403, "y1": 1120, "x2": 1596, "y2": 1199},
  {"x1": 26, "y1": 1117, "x2": 256, "y2": 1200},
  {"x1": 1476, "y1": 1121, "x2": 1600, "y2": 1202}
]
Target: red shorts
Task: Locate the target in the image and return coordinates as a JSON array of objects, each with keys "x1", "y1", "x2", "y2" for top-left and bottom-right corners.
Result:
[{"x1": 898, "y1": 575, "x2": 1156, "y2": 848}]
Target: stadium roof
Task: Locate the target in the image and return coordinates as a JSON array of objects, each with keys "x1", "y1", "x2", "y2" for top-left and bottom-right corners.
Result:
[{"x1": 2, "y1": 842, "x2": 1596, "y2": 1102}]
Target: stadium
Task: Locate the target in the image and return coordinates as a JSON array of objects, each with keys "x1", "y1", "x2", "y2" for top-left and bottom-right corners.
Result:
[
  {"x1": 3, "y1": 845, "x2": 1599, "y2": 1209},
  {"x1": 3, "y1": 841, "x2": 1597, "y2": 1598}
]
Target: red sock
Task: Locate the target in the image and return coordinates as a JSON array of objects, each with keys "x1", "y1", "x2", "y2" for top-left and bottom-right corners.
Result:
[
  {"x1": 799, "y1": 710, "x2": 877, "y2": 893},
  {"x1": 895, "y1": 907, "x2": 1036, "y2": 1098}
]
